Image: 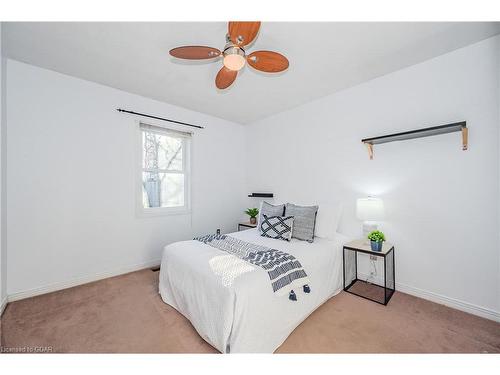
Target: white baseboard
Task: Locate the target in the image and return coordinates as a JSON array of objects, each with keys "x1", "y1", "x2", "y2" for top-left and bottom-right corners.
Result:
[
  {"x1": 6, "y1": 259, "x2": 161, "y2": 303},
  {"x1": 395, "y1": 282, "x2": 500, "y2": 323},
  {"x1": 356, "y1": 272, "x2": 500, "y2": 323}
]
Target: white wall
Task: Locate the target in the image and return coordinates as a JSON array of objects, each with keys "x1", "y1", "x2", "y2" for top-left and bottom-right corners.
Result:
[
  {"x1": 498, "y1": 35, "x2": 500, "y2": 318},
  {"x1": 5, "y1": 60, "x2": 247, "y2": 297},
  {"x1": 0, "y1": 22, "x2": 7, "y2": 312},
  {"x1": 246, "y1": 36, "x2": 500, "y2": 320}
]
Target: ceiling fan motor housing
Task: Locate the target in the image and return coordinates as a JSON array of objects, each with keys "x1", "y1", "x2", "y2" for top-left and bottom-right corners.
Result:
[{"x1": 223, "y1": 44, "x2": 245, "y2": 58}]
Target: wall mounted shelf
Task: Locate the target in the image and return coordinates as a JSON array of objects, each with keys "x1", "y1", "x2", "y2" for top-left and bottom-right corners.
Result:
[
  {"x1": 361, "y1": 121, "x2": 467, "y2": 160},
  {"x1": 248, "y1": 193, "x2": 274, "y2": 198}
]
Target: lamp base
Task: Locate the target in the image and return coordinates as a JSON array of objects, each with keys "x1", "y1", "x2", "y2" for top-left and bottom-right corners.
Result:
[{"x1": 362, "y1": 221, "x2": 378, "y2": 244}]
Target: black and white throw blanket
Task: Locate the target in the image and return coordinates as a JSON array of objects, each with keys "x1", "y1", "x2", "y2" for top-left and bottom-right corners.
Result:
[{"x1": 194, "y1": 234, "x2": 311, "y2": 301}]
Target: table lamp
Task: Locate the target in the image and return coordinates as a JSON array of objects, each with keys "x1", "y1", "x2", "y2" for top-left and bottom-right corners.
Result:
[{"x1": 356, "y1": 197, "x2": 385, "y2": 240}]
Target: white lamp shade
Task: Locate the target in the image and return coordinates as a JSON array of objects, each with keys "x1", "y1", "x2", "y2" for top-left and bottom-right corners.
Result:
[{"x1": 356, "y1": 197, "x2": 385, "y2": 221}]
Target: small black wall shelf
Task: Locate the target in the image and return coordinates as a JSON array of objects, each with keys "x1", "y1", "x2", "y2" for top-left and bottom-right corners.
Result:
[
  {"x1": 248, "y1": 193, "x2": 274, "y2": 198},
  {"x1": 361, "y1": 121, "x2": 467, "y2": 160}
]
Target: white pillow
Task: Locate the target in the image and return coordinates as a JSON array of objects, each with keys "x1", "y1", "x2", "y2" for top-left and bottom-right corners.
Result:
[{"x1": 314, "y1": 202, "x2": 343, "y2": 240}]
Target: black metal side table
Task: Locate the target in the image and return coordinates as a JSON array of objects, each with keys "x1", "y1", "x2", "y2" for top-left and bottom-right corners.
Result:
[
  {"x1": 238, "y1": 222, "x2": 257, "y2": 231},
  {"x1": 343, "y1": 239, "x2": 395, "y2": 305}
]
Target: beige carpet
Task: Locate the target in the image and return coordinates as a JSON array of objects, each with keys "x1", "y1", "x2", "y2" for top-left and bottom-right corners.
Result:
[{"x1": 1, "y1": 269, "x2": 499, "y2": 353}]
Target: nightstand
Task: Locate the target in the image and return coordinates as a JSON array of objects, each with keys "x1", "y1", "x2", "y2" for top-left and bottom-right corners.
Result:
[
  {"x1": 238, "y1": 222, "x2": 257, "y2": 231},
  {"x1": 343, "y1": 239, "x2": 395, "y2": 305}
]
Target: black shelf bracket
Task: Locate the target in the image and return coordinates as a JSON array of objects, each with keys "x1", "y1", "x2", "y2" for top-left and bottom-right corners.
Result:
[{"x1": 362, "y1": 121, "x2": 467, "y2": 160}]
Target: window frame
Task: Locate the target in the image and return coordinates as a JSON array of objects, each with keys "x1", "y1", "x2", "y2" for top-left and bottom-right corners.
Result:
[{"x1": 136, "y1": 121, "x2": 192, "y2": 217}]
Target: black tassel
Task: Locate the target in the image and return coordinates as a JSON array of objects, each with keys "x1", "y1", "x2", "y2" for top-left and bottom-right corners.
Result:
[
  {"x1": 289, "y1": 290, "x2": 297, "y2": 301},
  {"x1": 303, "y1": 284, "x2": 310, "y2": 293}
]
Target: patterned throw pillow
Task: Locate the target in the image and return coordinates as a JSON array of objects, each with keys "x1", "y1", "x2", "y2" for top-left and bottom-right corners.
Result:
[
  {"x1": 285, "y1": 203, "x2": 319, "y2": 243},
  {"x1": 260, "y1": 215, "x2": 294, "y2": 241}
]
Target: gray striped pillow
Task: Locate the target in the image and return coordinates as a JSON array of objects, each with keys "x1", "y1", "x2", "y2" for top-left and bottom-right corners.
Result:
[{"x1": 285, "y1": 203, "x2": 319, "y2": 242}]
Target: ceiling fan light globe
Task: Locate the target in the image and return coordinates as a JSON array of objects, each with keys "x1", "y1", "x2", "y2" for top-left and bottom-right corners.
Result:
[
  {"x1": 222, "y1": 46, "x2": 246, "y2": 71},
  {"x1": 223, "y1": 54, "x2": 246, "y2": 71}
]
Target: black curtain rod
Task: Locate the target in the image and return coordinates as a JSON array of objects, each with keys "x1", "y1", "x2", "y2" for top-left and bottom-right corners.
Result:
[{"x1": 116, "y1": 108, "x2": 204, "y2": 129}]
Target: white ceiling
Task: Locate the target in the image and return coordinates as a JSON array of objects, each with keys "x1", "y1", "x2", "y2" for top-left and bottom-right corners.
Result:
[{"x1": 3, "y1": 22, "x2": 500, "y2": 124}]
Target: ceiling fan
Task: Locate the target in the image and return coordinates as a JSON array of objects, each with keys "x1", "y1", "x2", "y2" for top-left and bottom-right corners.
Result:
[{"x1": 169, "y1": 22, "x2": 289, "y2": 89}]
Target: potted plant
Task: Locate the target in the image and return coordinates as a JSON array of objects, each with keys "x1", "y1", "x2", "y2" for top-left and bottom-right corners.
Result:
[
  {"x1": 245, "y1": 208, "x2": 259, "y2": 225},
  {"x1": 367, "y1": 230, "x2": 385, "y2": 252}
]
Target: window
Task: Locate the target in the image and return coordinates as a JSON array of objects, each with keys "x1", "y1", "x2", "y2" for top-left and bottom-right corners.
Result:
[{"x1": 139, "y1": 123, "x2": 190, "y2": 214}]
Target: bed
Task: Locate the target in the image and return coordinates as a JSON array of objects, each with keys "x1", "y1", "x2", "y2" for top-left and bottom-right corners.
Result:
[{"x1": 159, "y1": 227, "x2": 347, "y2": 353}]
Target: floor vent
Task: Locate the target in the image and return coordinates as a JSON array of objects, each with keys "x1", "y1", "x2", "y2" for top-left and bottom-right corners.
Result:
[{"x1": 151, "y1": 266, "x2": 160, "y2": 272}]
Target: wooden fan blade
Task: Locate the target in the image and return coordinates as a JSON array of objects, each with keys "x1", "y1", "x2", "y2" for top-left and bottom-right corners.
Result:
[
  {"x1": 169, "y1": 46, "x2": 221, "y2": 60},
  {"x1": 228, "y1": 22, "x2": 261, "y2": 46},
  {"x1": 215, "y1": 67, "x2": 238, "y2": 89},
  {"x1": 247, "y1": 51, "x2": 289, "y2": 73}
]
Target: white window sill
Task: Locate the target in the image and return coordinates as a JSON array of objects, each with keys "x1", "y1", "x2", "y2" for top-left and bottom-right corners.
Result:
[{"x1": 137, "y1": 207, "x2": 191, "y2": 218}]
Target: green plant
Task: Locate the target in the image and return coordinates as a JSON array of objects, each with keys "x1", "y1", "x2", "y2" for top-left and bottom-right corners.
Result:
[
  {"x1": 368, "y1": 230, "x2": 385, "y2": 242},
  {"x1": 244, "y1": 208, "x2": 259, "y2": 218}
]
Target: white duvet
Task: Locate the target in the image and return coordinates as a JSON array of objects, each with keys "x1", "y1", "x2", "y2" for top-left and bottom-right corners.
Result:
[{"x1": 159, "y1": 228, "x2": 346, "y2": 353}]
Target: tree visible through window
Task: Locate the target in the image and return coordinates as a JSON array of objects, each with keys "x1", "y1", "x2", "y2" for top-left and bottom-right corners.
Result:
[{"x1": 141, "y1": 124, "x2": 189, "y2": 210}]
